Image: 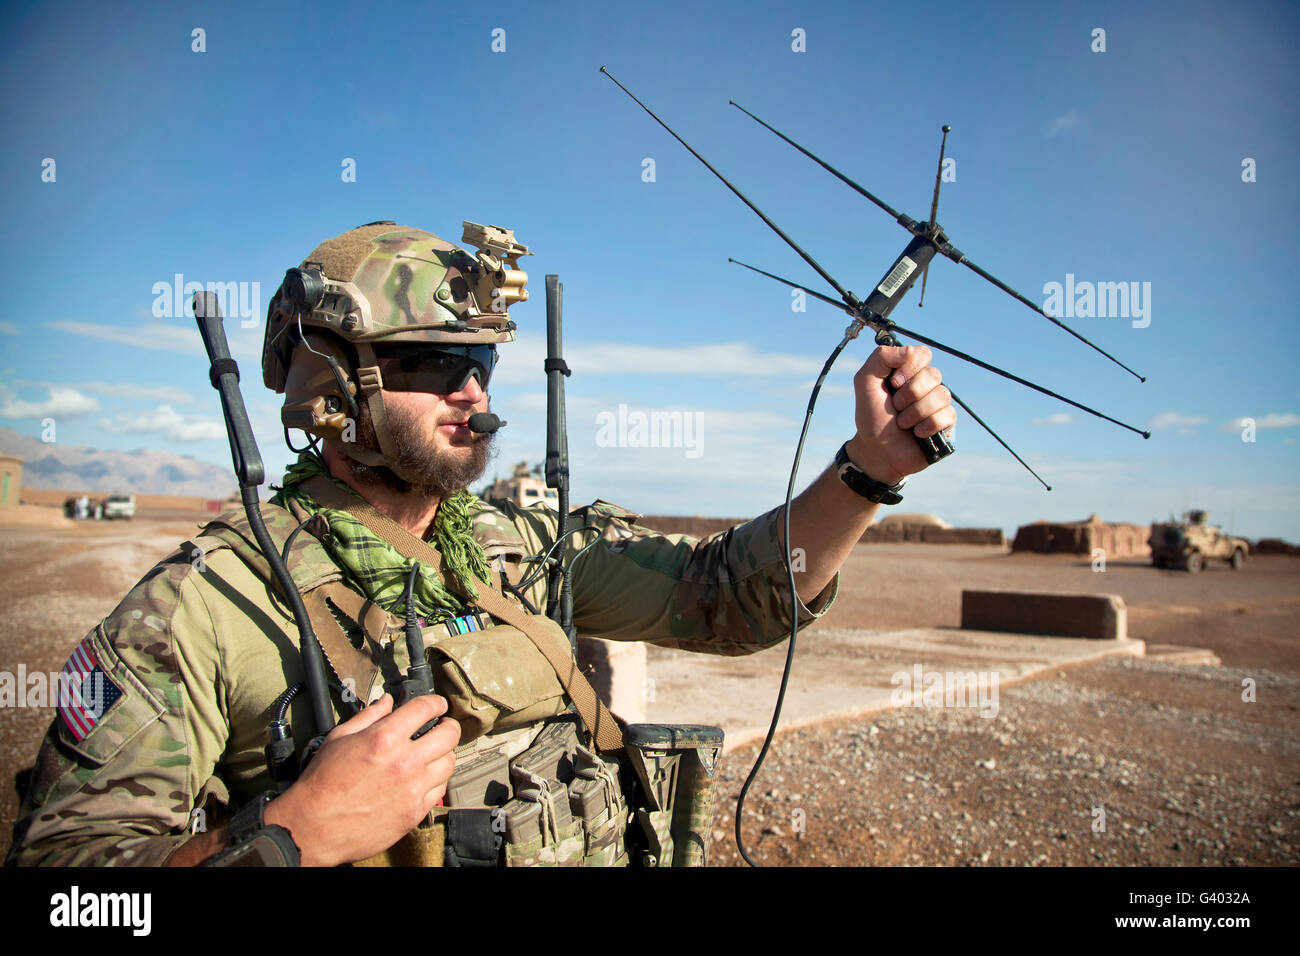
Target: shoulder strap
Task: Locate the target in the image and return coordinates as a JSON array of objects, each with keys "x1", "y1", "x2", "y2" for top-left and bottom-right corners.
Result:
[
  {"x1": 186, "y1": 503, "x2": 339, "y2": 597},
  {"x1": 302, "y1": 582, "x2": 390, "y2": 706},
  {"x1": 185, "y1": 507, "x2": 385, "y2": 708},
  {"x1": 301, "y1": 476, "x2": 625, "y2": 753}
]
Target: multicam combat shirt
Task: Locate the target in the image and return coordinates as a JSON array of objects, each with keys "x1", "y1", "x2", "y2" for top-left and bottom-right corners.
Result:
[{"x1": 7, "y1": 494, "x2": 836, "y2": 866}]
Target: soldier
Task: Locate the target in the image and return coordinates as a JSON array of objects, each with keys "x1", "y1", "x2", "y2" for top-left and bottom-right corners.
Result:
[{"x1": 6, "y1": 221, "x2": 955, "y2": 867}]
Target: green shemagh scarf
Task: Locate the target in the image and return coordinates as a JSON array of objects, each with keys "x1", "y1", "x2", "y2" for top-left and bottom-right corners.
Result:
[{"x1": 272, "y1": 454, "x2": 491, "y2": 621}]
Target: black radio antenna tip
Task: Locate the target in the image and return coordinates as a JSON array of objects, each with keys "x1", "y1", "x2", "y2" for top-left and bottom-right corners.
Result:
[{"x1": 943, "y1": 125, "x2": 952, "y2": 133}]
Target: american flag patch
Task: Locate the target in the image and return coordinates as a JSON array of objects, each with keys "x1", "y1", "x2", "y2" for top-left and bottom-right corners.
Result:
[{"x1": 58, "y1": 638, "x2": 124, "y2": 742}]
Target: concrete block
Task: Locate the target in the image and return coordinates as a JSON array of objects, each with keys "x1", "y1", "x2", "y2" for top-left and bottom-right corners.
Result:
[
  {"x1": 961, "y1": 589, "x2": 1127, "y2": 640},
  {"x1": 1145, "y1": 644, "x2": 1221, "y2": 666},
  {"x1": 575, "y1": 636, "x2": 648, "y2": 723}
]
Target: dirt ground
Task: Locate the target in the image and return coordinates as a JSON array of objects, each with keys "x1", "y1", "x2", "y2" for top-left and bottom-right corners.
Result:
[
  {"x1": 0, "y1": 517, "x2": 1296, "y2": 867},
  {"x1": 707, "y1": 545, "x2": 1300, "y2": 866}
]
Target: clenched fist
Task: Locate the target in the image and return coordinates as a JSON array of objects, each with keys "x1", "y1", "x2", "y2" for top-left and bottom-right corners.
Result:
[{"x1": 846, "y1": 344, "x2": 956, "y2": 485}]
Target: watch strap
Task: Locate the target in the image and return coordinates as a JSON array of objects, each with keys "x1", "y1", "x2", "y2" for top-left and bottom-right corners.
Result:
[
  {"x1": 205, "y1": 792, "x2": 301, "y2": 867},
  {"x1": 228, "y1": 791, "x2": 275, "y2": 844},
  {"x1": 834, "y1": 442, "x2": 905, "y2": 505}
]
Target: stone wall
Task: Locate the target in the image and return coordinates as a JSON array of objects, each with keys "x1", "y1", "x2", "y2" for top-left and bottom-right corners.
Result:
[
  {"x1": 1253, "y1": 538, "x2": 1300, "y2": 555},
  {"x1": 862, "y1": 523, "x2": 1005, "y2": 545},
  {"x1": 1012, "y1": 514, "x2": 1150, "y2": 557}
]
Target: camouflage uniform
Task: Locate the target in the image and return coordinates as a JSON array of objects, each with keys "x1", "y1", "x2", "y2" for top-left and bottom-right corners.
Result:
[{"x1": 6, "y1": 490, "x2": 836, "y2": 866}]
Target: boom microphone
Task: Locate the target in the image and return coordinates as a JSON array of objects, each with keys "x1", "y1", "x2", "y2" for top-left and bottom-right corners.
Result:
[{"x1": 468, "y1": 412, "x2": 507, "y2": 434}]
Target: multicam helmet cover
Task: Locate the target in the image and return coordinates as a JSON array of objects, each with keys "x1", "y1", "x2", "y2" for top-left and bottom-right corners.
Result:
[
  {"x1": 262, "y1": 220, "x2": 530, "y2": 475},
  {"x1": 263, "y1": 220, "x2": 530, "y2": 392}
]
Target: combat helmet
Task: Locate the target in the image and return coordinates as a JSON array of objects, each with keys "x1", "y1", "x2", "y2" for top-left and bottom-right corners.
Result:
[{"x1": 262, "y1": 220, "x2": 530, "y2": 475}]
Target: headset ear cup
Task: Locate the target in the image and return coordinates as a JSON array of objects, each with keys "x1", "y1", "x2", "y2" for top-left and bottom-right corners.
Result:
[{"x1": 282, "y1": 334, "x2": 360, "y2": 443}]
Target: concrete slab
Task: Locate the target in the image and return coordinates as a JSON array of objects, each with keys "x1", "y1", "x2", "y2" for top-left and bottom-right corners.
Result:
[
  {"x1": 1145, "y1": 643, "x2": 1222, "y2": 666},
  {"x1": 643, "y1": 626, "x2": 1146, "y2": 753}
]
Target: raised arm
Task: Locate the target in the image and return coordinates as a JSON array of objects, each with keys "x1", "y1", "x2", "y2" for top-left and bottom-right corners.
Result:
[{"x1": 785, "y1": 343, "x2": 956, "y2": 601}]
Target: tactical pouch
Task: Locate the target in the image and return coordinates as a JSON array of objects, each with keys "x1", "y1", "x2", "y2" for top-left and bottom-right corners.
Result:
[
  {"x1": 570, "y1": 743, "x2": 628, "y2": 866},
  {"x1": 352, "y1": 809, "x2": 448, "y2": 867},
  {"x1": 621, "y1": 723, "x2": 725, "y2": 867},
  {"x1": 420, "y1": 622, "x2": 570, "y2": 743},
  {"x1": 495, "y1": 718, "x2": 587, "y2": 866},
  {"x1": 501, "y1": 764, "x2": 585, "y2": 866}
]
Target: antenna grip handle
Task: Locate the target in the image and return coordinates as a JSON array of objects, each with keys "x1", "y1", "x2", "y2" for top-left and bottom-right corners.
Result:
[
  {"x1": 876, "y1": 327, "x2": 955, "y2": 465},
  {"x1": 864, "y1": 238, "x2": 953, "y2": 464}
]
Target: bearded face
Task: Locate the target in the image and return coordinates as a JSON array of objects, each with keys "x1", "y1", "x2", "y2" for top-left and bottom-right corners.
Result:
[{"x1": 344, "y1": 396, "x2": 496, "y2": 499}]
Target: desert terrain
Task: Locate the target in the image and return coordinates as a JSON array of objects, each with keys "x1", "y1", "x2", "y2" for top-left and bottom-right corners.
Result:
[
  {"x1": 0, "y1": 511, "x2": 1296, "y2": 867},
  {"x1": 705, "y1": 543, "x2": 1299, "y2": 866}
]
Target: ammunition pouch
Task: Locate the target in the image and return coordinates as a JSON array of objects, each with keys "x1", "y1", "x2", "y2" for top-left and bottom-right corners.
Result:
[{"x1": 431, "y1": 715, "x2": 724, "y2": 867}]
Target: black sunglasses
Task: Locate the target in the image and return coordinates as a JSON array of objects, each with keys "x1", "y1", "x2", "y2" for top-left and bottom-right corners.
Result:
[{"x1": 376, "y1": 344, "x2": 497, "y2": 394}]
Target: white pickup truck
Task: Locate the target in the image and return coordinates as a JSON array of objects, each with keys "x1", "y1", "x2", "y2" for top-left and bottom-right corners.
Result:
[{"x1": 102, "y1": 494, "x2": 136, "y2": 520}]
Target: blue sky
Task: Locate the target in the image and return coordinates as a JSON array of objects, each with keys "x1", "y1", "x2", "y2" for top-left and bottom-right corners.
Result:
[{"x1": 1, "y1": 0, "x2": 1297, "y2": 541}]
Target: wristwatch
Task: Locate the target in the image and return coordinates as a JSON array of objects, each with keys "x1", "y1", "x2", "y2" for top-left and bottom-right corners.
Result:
[
  {"x1": 834, "y1": 442, "x2": 906, "y2": 505},
  {"x1": 205, "y1": 791, "x2": 301, "y2": 867}
]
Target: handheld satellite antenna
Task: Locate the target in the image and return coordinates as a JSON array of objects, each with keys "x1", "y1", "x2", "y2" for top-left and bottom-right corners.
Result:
[{"x1": 599, "y1": 67, "x2": 1150, "y2": 867}]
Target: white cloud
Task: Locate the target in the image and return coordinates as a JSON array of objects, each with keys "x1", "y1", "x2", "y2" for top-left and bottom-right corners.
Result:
[
  {"x1": 572, "y1": 340, "x2": 823, "y2": 377},
  {"x1": 792, "y1": 380, "x2": 855, "y2": 397},
  {"x1": 99, "y1": 404, "x2": 226, "y2": 442},
  {"x1": 17, "y1": 379, "x2": 197, "y2": 405},
  {"x1": 48, "y1": 320, "x2": 260, "y2": 360},
  {"x1": 0, "y1": 321, "x2": 18, "y2": 336},
  {"x1": 1045, "y1": 109, "x2": 1081, "y2": 139},
  {"x1": 50, "y1": 320, "x2": 203, "y2": 355},
  {"x1": 1219, "y1": 413, "x2": 1300, "y2": 432},
  {"x1": 1033, "y1": 412, "x2": 1072, "y2": 426},
  {"x1": 492, "y1": 333, "x2": 825, "y2": 386},
  {"x1": 1252, "y1": 413, "x2": 1300, "y2": 429},
  {"x1": 86, "y1": 382, "x2": 198, "y2": 404},
  {"x1": 1149, "y1": 411, "x2": 1208, "y2": 430},
  {"x1": 0, "y1": 386, "x2": 101, "y2": 419}
]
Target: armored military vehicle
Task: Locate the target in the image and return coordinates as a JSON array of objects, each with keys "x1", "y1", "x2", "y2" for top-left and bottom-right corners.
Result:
[
  {"x1": 1149, "y1": 510, "x2": 1248, "y2": 572},
  {"x1": 486, "y1": 461, "x2": 558, "y2": 508}
]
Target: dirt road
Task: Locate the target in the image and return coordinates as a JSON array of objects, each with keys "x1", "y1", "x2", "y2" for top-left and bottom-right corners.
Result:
[{"x1": 1, "y1": 518, "x2": 1296, "y2": 866}]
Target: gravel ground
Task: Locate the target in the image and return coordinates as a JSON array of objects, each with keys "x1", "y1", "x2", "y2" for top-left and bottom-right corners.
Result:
[
  {"x1": 706, "y1": 548, "x2": 1300, "y2": 867},
  {"x1": 708, "y1": 657, "x2": 1299, "y2": 867}
]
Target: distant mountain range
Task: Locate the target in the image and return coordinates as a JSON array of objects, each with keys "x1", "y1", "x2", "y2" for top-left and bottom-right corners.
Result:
[{"x1": 0, "y1": 427, "x2": 236, "y2": 498}]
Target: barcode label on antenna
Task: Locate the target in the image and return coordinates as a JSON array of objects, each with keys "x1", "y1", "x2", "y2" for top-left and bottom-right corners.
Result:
[{"x1": 877, "y1": 256, "x2": 917, "y2": 298}]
